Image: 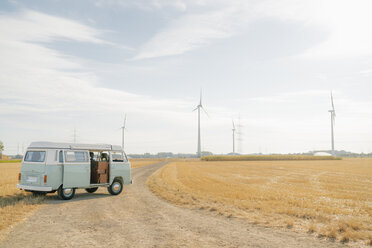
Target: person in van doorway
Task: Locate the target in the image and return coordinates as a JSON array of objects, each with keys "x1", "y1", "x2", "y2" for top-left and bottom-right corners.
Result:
[
  {"x1": 90, "y1": 152, "x2": 95, "y2": 161},
  {"x1": 101, "y1": 153, "x2": 109, "y2": 161}
]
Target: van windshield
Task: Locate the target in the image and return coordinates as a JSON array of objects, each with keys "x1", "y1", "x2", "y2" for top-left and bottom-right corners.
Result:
[
  {"x1": 111, "y1": 152, "x2": 124, "y2": 162},
  {"x1": 24, "y1": 151, "x2": 46, "y2": 162}
]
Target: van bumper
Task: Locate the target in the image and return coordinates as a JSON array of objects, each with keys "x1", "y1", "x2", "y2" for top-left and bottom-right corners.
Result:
[{"x1": 17, "y1": 184, "x2": 53, "y2": 192}]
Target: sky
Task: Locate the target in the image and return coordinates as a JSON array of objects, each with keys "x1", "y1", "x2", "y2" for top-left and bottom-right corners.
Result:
[{"x1": 1, "y1": 0, "x2": 372, "y2": 155}]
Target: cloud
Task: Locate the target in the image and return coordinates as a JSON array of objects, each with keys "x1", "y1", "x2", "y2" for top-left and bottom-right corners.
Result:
[
  {"x1": 93, "y1": 0, "x2": 202, "y2": 12},
  {"x1": 296, "y1": 0, "x2": 372, "y2": 59},
  {"x1": 0, "y1": 9, "x2": 188, "y2": 114},
  {"x1": 0, "y1": 9, "x2": 196, "y2": 153},
  {"x1": 248, "y1": 90, "x2": 330, "y2": 104},
  {"x1": 0, "y1": 10, "x2": 105, "y2": 44},
  {"x1": 133, "y1": 8, "x2": 243, "y2": 60},
  {"x1": 359, "y1": 69, "x2": 372, "y2": 75},
  {"x1": 133, "y1": 0, "x2": 372, "y2": 60}
]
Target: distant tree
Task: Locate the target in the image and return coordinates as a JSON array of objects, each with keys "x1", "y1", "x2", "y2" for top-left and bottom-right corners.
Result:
[
  {"x1": 201, "y1": 151, "x2": 213, "y2": 157},
  {"x1": 14, "y1": 154, "x2": 23, "y2": 159},
  {"x1": 0, "y1": 140, "x2": 4, "y2": 158},
  {"x1": 157, "y1": 152, "x2": 174, "y2": 158}
]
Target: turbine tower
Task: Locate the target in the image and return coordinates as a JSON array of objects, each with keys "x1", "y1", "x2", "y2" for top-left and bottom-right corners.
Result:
[
  {"x1": 328, "y1": 92, "x2": 336, "y2": 155},
  {"x1": 73, "y1": 128, "x2": 77, "y2": 143},
  {"x1": 193, "y1": 90, "x2": 208, "y2": 158},
  {"x1": 121, "y1": 114, "x2": 127, "y2": 151},
  {"x1": 232, "y1": 120, "x2": 236, "y2": 154}
]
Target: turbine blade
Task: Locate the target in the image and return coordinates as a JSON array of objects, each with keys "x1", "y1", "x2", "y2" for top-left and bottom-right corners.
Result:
[
  {"x1": 232, "y1": 120, "x2": 235, "y2": 129},
  {"x1": 192, "y1": 106, "x2": 198, "y2": 112},
  {"x1": 200, "y1": 89, "x2": 202, "y2": 106},
  {"x1": 201, "y1": 106, "x2": 209, "y2": 117},
  {"x1": 331, "y1": 92, "x2": 335, "y2": 112},
  {"x1": 123, "y1": 114, "x2": 127, "y2": 127}
]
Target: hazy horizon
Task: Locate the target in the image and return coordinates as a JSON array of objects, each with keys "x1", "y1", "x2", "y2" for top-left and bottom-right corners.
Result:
[{"x1": 1, "y1": 0, "x2": 372, "y2": 155}]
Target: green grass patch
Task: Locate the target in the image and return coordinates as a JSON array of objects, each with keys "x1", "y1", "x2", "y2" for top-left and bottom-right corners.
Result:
[
  {"x1": 201, "y1": 155, "x2": 341, "y2": 161},
  {"x1": 0, "y1": 159, "x2": 22, "y2": 163}
]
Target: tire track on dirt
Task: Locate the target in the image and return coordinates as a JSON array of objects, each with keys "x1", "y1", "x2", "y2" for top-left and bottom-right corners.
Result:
[{"x1": 0, "y1": 162, "x2": 344, "y2": 248}]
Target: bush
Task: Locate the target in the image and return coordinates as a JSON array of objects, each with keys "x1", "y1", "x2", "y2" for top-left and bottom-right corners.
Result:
[
  {"x1": 201, "y1": 155, "x2": 341, "y2": 161},
  {"x1": 0, "y1": 159, "x2": 22, "y2": 163}
]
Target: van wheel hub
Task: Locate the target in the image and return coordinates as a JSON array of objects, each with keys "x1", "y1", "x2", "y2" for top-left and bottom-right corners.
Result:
[
  {"x1": 63, "y1": 188, "x2": 73, "y2": 196},
  {"x1": 58, "y1": 187, "x2": 75, "y2": 200},
  {"x1": 112, "y1": 182, "x2": 121, "y2": 192},
  {"x1": 108, "y1": 179, "x2": 123, "y2": 195}
]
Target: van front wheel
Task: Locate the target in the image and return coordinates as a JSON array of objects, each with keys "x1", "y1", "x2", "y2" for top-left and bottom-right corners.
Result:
[
  {"x1": 58, "y1": 187, "x2": 75, "y2": 200},
  {"x1": 108, "y1": 179, "x2": 123, "y2": 195}
]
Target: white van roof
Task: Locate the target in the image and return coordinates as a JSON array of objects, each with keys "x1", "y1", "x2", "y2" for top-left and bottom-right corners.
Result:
[{"x1": 29, "y1": 142, "x2": 123, "y2": 151}]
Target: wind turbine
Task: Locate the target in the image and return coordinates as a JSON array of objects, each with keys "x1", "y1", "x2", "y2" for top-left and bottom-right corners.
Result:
[
  {"x1": 328, "y1": 92, "x2": 336, "y2": 155},
  {"x1": 193, "y1": 90, "x2": 208, "y2": 158},
  {"x1": 121, "y1": 114, "x2": 127, "y2": 151},
  {"x1": 72, "y1": 127, "x2": 77, "y2": 143},
  {"x1": 232, "y1": 119, "x2": 236, "y2": 154}
]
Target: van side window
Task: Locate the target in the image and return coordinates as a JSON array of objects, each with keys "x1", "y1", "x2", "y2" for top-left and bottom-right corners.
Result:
[
  {"x1": 59, "y1": 151, "x2": 63, "y2": 163},
  {"x1": 65, "y1": 151, "x2": 88, "y2": 162}
]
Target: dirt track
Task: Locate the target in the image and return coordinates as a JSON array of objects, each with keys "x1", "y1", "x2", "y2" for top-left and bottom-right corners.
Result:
[{"x1": 0, "y1": 162, "x2": 344, "y2": 248}]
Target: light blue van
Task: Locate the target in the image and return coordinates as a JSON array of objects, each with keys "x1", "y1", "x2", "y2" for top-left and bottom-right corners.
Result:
[{"x1": 17, "y1": 142, "x2": 132, "y2": 200}]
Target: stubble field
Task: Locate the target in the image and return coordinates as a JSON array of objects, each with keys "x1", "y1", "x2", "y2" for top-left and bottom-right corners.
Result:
[
  {"x1": 0, "y1": 159, "x2": 160, "y2": 241},
  {"x1": 0, "y1": 163, "x2": 43, "y2": 241},
  {"x1": 147, "y1": 158, "x2": 372, "y2": 246}
]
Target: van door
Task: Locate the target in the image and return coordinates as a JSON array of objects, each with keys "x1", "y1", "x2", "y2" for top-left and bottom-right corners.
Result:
[
  {"x1": 63, "y1": 150, "x2": 90, "y2": 188},
  {"x1": 110, "y1": 151, "x2": 128, "y2": 183}
]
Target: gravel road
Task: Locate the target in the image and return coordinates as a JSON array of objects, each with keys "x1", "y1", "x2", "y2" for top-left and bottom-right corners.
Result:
[{"x1": 0, "y1": 162, "x2": 344, "y2": 248}]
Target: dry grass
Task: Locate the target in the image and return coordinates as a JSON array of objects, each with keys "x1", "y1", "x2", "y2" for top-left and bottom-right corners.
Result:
[
  {"x1": 0, "y1": 163, "x2": 45, "y2": 241},
  {"x1": 148, "y1": 158, "x2": 372, "y2": 246},
  {"x1": 202, "y1": 155, "x2": 340, "y2": 161},
  {"x1": 130, "y1": 158, "x2": 165, "y2": 168}
]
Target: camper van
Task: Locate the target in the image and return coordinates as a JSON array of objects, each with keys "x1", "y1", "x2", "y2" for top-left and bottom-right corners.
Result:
[{"x1": 17, "y1": 142, "x2": 132, "y2": 200}]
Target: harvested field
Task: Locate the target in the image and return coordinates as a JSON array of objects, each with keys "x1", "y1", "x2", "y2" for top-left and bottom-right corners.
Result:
[
  {"x1": 130, "y1": 159, "x2": 165, "y2": 168},
  {"x1": 0, "y1": 159, "x2": 159, "y2": 240},
  {"x1": 201, "y1": 155, "x2": 340, "y2": 161},
  {"x1": 147, "y1": 158, "x2": 372, "y2": 246},
  {"x1": 0, "y1": 163, "x2": 44, "y2": 241},
  {"x1": 1, "y1": 162, "x2": 343, "y2": 248}
]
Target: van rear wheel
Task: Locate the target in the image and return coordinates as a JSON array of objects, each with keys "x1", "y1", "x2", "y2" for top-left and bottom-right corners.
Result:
[
  {"x1": 58, "y1": 187, "x2": 75, "y2": 200},
  {"x1": 108, "y1": 179, "x2": 123, "y2": 195},
  {"x1": 85, "y1": 187, "x2": 98, "y2": 193}
]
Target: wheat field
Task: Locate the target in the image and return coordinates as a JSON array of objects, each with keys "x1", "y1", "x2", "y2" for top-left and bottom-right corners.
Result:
[
  {"x1": 131, "y1": 158, "x2": 165, "y2": 168},
  {"x1": 147, "y1": 158, "x2": 372, "y2": 246},
  {"x1": 0, "y1": 163, "x2": 44, "y2": 241},
  {"x1": 0, "y1": 159, "x2": 159, "y2": 239}
]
